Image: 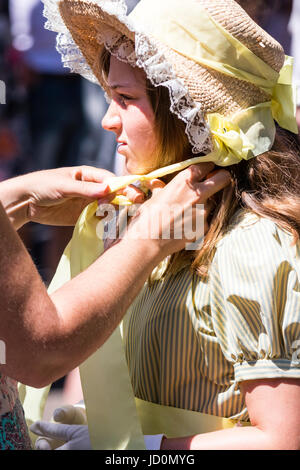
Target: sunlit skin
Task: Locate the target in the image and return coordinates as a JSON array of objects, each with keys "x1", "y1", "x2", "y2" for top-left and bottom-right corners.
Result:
[{"x1": 102, "y1": 56, "x2": 159, "y2": 175}]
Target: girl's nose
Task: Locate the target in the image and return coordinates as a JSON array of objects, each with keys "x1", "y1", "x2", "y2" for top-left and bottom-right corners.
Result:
[{"x1": 102, "y1": 101, "x2": 122, "y2": 133}]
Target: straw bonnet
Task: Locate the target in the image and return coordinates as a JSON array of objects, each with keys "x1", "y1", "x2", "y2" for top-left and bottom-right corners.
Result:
[{"x1": 42, "y1": 0, "x2": 297, "y2": 167}]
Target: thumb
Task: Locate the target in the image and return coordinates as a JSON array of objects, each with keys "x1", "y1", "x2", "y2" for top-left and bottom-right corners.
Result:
[{"x1": 65, "y1": 180, "x2": 110, "y2": 200}]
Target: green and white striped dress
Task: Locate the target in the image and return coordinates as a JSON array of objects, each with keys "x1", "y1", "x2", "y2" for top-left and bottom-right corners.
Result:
[{"x1": 124, "y1": 210, "x2": 300, "y2": 422}]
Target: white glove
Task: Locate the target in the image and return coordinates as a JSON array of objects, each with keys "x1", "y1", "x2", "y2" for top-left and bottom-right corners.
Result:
[
  {"x1": 30, "y1": 402, "x2": 89, "y2": 450},
  {"x1": 30, "y1": 402, "x2": 165, "y2": 450},
  {"x1": 31, "y1": 421, "x2": 165, "y2": 450},
  {"x1": 30, "y1": 421, "x2": 92, "y2": 450},
  {"x1": 144, "y1": 434, "x2": 166, "y2": 450}
]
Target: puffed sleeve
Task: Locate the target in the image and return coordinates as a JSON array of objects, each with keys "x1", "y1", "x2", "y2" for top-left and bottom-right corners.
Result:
[{"x1": 209, "y1": 215, "x2": 300, "y2": 382}]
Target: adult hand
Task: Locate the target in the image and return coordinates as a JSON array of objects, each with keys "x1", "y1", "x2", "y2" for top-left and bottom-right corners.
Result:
[
  {"x1": 0, "y1": 166, "x2": 148, "y2": 229},
  {"x1": 0, "y1": 166, "x2": 114, "y2": 229},
  {"x1": 30, "y1": 421, "x2": 92, "y2": 450},
  {"x1": 24, "y1": 166, "x2": 114, "y2": 226},
  {"x1": 25, "y1": 167, "x2": 146, "y2": 225},
  {"x1": 30, "y1": 403, "x2": 88, "y2": 450},
  {"x1": 123, "y1": 163, "x2": 232, "y2": 255}
]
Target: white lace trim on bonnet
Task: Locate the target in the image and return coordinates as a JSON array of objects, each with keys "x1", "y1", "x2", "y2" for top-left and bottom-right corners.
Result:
[{"x1": 42, "y1": 0, "x2": 212, "y2": 155}]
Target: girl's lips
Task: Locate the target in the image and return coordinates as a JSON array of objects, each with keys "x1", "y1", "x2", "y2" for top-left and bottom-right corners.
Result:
[
  {"x1": 117, "y1": 142, "x2": 127, "y2": 149},
  {"x1": 117, "y1": 142, "x2": 128, "y2": 152},
  {"x1": 117, "y1": 143, "x2": 129, "y2": 158}
]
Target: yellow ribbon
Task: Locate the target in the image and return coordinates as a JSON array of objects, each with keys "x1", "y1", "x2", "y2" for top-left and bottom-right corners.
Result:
[
  {"x1": 97, "y1": 0, "x2": 297, "y2": 206},
  {"x1": 131, "y1": 0, "x2": 297, "y2": 133},
  {"x1": 207, "y1": 114, "x2": 255, "y2": 162},
  {"x1": 105, "y1": 101, "x2": 278, "y2": 205},
  {"x1": 18, "y1": 0, "x2": 297, "y2": 441},
  {"x1": 271, "y1": 55, "x2": 297, "y2": 133},
  {"x1": 99, "y1": 0, "x2": 299, "y2": 206},
  {"x1": 20, "y1": 202, "x2": 246, "y2": 449}
]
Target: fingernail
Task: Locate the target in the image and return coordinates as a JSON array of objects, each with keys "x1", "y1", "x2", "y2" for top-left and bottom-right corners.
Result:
[
  {"x1": 98, "y1": 184, "x2": 110, "y2": 194},
  {"x1": 133, "y1": 194, "x2": 144, "y2": 203}
]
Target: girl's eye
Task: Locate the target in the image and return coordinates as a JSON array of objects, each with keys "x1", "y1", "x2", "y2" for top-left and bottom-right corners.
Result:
[
  {"x1": 119, "y1": 94, "x2": 133, "y2": 103},
  {"x1": 110, "y1": 91, "x2": 135, "y2": 106}
]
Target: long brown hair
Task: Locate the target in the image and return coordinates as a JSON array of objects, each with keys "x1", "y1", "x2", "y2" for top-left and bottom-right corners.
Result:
[
  {"x1": 192, "y1": 128, "x2": 300, "y2": 276},
  {"x1": 100, "y1": 49, "x2": 300, "y2": 277},
  {"x1": 144, "y1": 70, "x2": 300, "y2": 277}
]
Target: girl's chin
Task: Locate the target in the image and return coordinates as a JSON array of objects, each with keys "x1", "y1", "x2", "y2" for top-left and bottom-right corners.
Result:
[
  {"x1": 118, "y1": 147, "x2": 158, "y2": 175},
  {"x1": 120, "y1": 152, "x2": 157, "y2": 175},
  {"x1": 125, "y1": 161, "x2": 137, "y2": 175},
  {"x1": 125, "y1": 161, "x2": 151, "y2": 175}
]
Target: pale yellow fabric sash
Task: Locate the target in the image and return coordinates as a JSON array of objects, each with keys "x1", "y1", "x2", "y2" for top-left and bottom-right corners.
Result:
[
  {"x1": 20, "y1": 201, "x2": 243, "y2": 449},
  {"x1": 136, "y1": 399, "x2": 247, "y2": 437}
]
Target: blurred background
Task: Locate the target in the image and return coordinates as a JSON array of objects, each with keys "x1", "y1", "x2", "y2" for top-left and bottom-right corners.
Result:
[{"x1": 0, "y1": 0, "x2": 299, "y2": 415}]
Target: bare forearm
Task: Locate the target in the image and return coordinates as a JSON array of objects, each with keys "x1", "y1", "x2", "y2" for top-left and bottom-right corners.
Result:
[
  {"x1": 0, "y1": 202, "x2": 163, "y2": 386},
  {"x1": 0, "y1": 175, "x2": 30, "y2": 228},
  {"x1": 46, "y1": 238, "x2": 162, "y2": 382},
  {"x1": 0, "y1": 163, "x2": 223, "y2": 386},
  {"x1": 161, "y1": 426, "x2": 298, "y2": 450},
  {"x1": 0, "y1": 201, "x2": 56, "y2": 382}
]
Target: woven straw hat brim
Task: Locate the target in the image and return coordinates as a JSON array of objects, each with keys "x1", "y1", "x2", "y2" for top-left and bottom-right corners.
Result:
[
  {"x1": 59, "y1": 0, "x2": 135, "y2": 91},
  {"x1": 59, "y1": 0, "x2": 285, "y2": 117}
]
